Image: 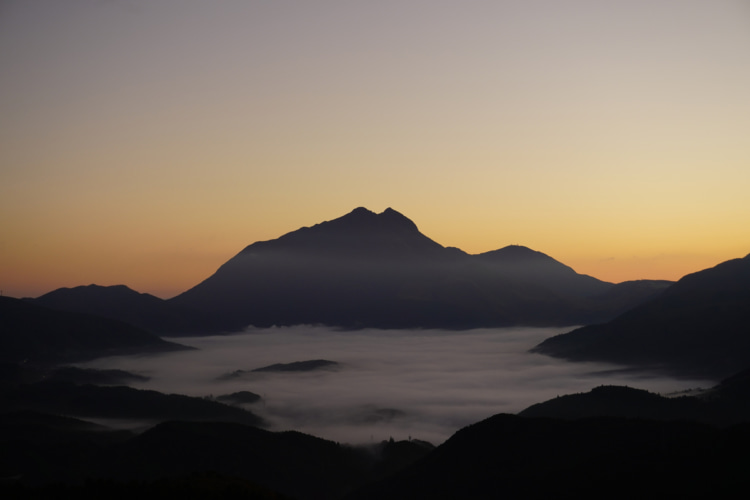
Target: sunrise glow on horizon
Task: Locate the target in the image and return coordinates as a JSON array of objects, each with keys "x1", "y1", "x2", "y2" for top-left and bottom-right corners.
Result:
[{"x1": 2, "y1": 0, "x2": 749, "y2": 299}]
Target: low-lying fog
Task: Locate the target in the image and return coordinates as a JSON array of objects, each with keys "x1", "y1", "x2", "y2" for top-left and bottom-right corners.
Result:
[{"x1": 80, "y1": 326, "x2": 713, "y2": 445}]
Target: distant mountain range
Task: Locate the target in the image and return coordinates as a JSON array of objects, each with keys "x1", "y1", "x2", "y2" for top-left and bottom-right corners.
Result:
[
  {"x1": 30, "y1": 207, "x2": 672, "y2": 332},
  {"x1": 32, "y1": 284, "x2": 212, "y2": 334},
  {"x1": 0, "y1": 296, "x2": 189, "y2": 366},
  {"x1": 533, "y1": 254, "x2": 750, "y2": 379}
]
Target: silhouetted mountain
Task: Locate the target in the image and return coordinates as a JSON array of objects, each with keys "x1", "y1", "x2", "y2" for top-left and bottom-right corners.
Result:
[
  {"x1": 32, "y1": 284, "x2": 210, "y2": 334},
  {"x1": 167, "y1": 207, "x2": 662, "y2": 331},
  {"x1": 533, "y1": 254, "x2": 750, "y2": 379},
  {"x1": 474, "y1": 245, "x2": 610, "y2": 298},
  {"x1": 30, "y1": 209, "x2": 674, "y2": 332},
  {"x1": 519, "y1": 385, "x2": 708, "y2": 422},
  {"x1": 588, "y1": 278, "x2": 672, "y2": 315},
  {"x1": 242, "y1": 206, "x2": 448, "y2": 260},
  {"x1": 348, "y1": 414, "x2": 750, "y2": 499},
  {"x1": 517, "y1": 374, "x2": 750, "y2": 427},
  {"x1": 0, "y1": 296, "x2": 190, "y2": 365}
]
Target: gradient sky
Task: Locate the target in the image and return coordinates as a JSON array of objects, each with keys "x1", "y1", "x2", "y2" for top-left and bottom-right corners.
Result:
[{"x1": 2, "y1": 0, "x2": 749, "y2": 299}]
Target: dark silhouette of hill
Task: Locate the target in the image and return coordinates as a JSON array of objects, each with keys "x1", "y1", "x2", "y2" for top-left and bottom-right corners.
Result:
[
  {"x1": 694, "y1": 366, "x2": 750, "y2": 425},
  {"x1": 111, "y1": 421, "x2": 376, "y2": 499},
  {"x1": 588, "y1": 278, "x2": 672, "y2": 315},
  {"x1": 242, "y1": 206, "x2": 448, "y2": 259},
  {"x1": 533, "y1": 254, "x2": 750, "y2": 379},
  {"x1": 217, "y1": 360, "x2": 339, "y2": 380},
  {"x1": 519, "y1": 372, "x2": 750, "y2": 427},
  {"x1": 32, "y1": 284, "x2": 211, "y2": 334},
  {"x1": 347, "y1": 414, "x2": 750, "y2": 499},
  {"x1": 0, "y1": 410, "x2": 128, "y2": 444},
  {"x1": 252, "y1": 359, "x2": 339, "y2": 372},
  {"x1": 47, "y1": 366, "x2": 149, "y2": 385},
  {"x1": 474, "y1": 245, "x2": 610, "y2": 298},
  {"x1": 0, "y1": 417, "x2": 433, "y2": 500},
  {"x1": 519, "y1": 385, "x2": 703, "y2": 421},
  {"x1": 2, "y1": 472, "x2": 294, "y2": 500},
  {"x1": 0, "y1": 362, "x2": 262, "y2": 426},
  {"x1": 0, "y1": 362, "x2": 144, "y2": 387},
  {"x1": 1, "y1": 379, "x2": 264, "y2": 427},
  {"x1": 7, "y1": 366, "x2": 750, "y2": 499},
  {"x1": 1, "y1": 472, "x2": 294, "y2": 500},
  {"x1": 0, "y1": 296, "x2": 190, "y2": 365},
  {"x1": 164, "y1": 207, "x2": 663, "y2": 331},
  {"x1": 215, "y1": 391, "x2": 261, "y2": 406}
]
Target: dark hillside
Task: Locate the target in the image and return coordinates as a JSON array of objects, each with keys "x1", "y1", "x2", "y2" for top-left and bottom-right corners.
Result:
[
  {"x1": 0, "y1": 296, "x2": 189, "y2": 365},
  {"x1": 533, "y1": 254, "x2": 750, "y2": 379}
]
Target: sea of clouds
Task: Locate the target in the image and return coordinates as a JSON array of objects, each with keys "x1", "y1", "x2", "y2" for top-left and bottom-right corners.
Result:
[{"x1": 80, "y1": 326, "x2": 713, "y2": 445}]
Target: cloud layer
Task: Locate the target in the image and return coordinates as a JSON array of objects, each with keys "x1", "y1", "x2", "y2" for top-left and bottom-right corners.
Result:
[{"x1": 81, "y1": 326, "x2": 713, "y2": 444}]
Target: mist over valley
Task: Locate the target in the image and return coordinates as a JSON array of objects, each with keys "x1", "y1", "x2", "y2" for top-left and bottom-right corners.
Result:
[{"x1": 78, "y1": 326, "x2": 713, "y2": 445}]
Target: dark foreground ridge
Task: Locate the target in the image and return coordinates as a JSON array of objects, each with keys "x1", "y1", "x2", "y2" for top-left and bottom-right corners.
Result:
[
  {"x1": 5, "y1": 361, "x2": 750, "y2": 498},
  {"x1": 0, "y1": 413, "x2": 433, "y2": 500},
  {"x1": 347, "y1": 413, "x2": 750, "y2": 499}
]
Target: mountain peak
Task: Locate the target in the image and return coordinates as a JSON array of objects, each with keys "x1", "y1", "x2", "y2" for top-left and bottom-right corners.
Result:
[
  {"x1": 348, "y1": 206, "x2": 376, "y2": 216},
  {"x1": 314, "y1": 207, "x2": 420, "y2": 235},
  {"x1": 341, "y1": 207, "x2": 414, "y2": 229},
  {"x1": 38, "y1": 284, "x2": 143, "y2": 300},
  {"x1": 477, "y1": 245, "x2": 556, "y2": 263},
  {"x1": 378, "y1": 207, "x2": 419, "y2": 232},
  {"x1": 240, "y1": 207, "x2": 443, "y2": 258}
]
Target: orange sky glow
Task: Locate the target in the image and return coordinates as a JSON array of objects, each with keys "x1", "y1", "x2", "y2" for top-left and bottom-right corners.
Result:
[{"x1": 2, "y1": 1, "x2": 749, "y2": 299}]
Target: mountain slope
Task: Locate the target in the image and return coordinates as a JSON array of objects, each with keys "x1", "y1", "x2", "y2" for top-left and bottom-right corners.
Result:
[
  {"x1": 32, "y1": 284, "x2": 209, "y2": 334},
  {"x1": 474, "y1": 245, "x2": 610, "y2": 298},
  {"x1": 533, "y1": 254, "x2": 750, "y2": 379},
  {"x1": 518, "y1": 385, "x2": 708, "y2": 422},
  {"x1": 347, "y1": 413, "x2": 750, "y2": 499},
  {"x1": 0, "y1": 416, "x2": 432, "y2": 500},
  {"x1": 518, "y1": 373, "x2": 750, "y2": 426},
  {"x1": 169, "y1": 207, "x2": 621, "y2": 330},
  {"x1": 34, "y1": 208, "x2": 668, "y2": 332},
  {"x1": 1, "y1": 380, "x2": 263, "y2": 427},
  {"x1": 0, "y1": 296, "x2": 189, "y2": 365}
]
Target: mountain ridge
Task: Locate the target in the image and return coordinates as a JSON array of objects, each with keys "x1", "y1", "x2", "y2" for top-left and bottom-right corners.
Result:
[
  {"x1": 236, "y1": 207, "x2": 447, "y2": 261},
  {"x1": 29, "y1": 208, "x2": 674, "y2": 333},
  {"x1": 533, "y1": 253, "x2": 750, "y2": 379},
  {"x1": 169, "y1": 207, "x2": 632, "y2": 330},
  {"x1": 0, "y1": 296, "x2": 189, "y2": 365},
  {"x1": 33, "y1": 283, "x2": 211, "y2": 334}
]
